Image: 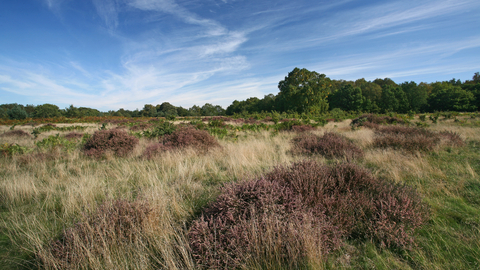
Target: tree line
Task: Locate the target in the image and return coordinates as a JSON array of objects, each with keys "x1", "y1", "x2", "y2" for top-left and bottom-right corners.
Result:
[{"x1": 1, "y1": 68, "x2": 479, "y2": 120}]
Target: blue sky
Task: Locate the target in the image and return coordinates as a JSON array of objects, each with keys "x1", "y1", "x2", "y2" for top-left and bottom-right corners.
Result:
[{"x1": 1, "y1": 0, "x2": 479, "y2": 111}]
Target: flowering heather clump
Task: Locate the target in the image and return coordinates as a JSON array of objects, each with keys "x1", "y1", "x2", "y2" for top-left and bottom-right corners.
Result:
[
  {"x1": 373, "y1": 126, "x2": 464, "y2": 152},
  {"x1": 265, "y1": 161, "x2": 428, "y2": 249},
  {"x1": 83, "y1": 129, "x2": 139, "y2": 158},
  {"x1": 188, "y1": 178, "x2": 341, "y2": 269},
  {"x1": 142, "y1": 126, "x2": 219, "y2": 158},
  {"x1": 0, "y1": 129, "x2": 31, "y2": 137},
  {"x1": 64, "y1": 132, "x2": 83, "y2": 140},
  {"x1": 129, "y1": 123, "x2": 153, "y2": 131},
  {"x1": 291, "y1": 132, "x2": 364, "y2": 160},
  {"x1": 41, "y1": 199, "x2": 153, "y2": 269},
  {"x1": 291, "y1": 124, "x2": 316, "y2": 133},
  {"x1": 189, "y1": 161, "x2": 428, "y2": 269},
  {"x1": 438, "y1": 130, "x2": 465, "y2": 147},
  {"x1": 351, "y1": 114, "x2": 405, "y2": 129}
]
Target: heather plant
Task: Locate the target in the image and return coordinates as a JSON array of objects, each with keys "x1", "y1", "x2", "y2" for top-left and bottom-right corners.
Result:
[
  {"x1": 188, "y1": 178, "x2": 341, "y2": 269},
  {"x1": 264, "y1": 161, "x2": 429, "y2": 249},
  {"x1": 39, "y1": 199, "x2": 155, "y2": 269},
  {"x1": 0, "y1": 129, "x2": 31, "y2": 137},
  {"x1": 64, "y1": 132, "x2": 83, "y2": 140},
  {"x1": 143, "y1": 126, "x2": 219, "y2": 158},
  {"x1": 373, "y1": 126, "x2": 465, "y2": 152},
  {"x1": 189, "y1": 161, "x2": 428, "y2": 269},
  {"x1": 83, "y1": 129, "x2": 139, "y2": 158},
  {"x1": 351, "y1": 113, "x2": 405, "y2": 129},
  {"x1": 291, "y1": 132, "x2": 364, "y2": 160}
]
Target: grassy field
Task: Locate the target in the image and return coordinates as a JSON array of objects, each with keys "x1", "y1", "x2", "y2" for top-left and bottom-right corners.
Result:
[{"x1": 1, "y1": 115, "x2": 479, "y2": 269}]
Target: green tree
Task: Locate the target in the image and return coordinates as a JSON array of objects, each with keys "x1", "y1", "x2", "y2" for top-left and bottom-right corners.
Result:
[
  {"x1": 33, "y1": 104, "x2": 62, "y2": 118},
  {"x1": 428, "y1": 83, "x2": 476, "y2": 112},
  {"x1": 65, "y1": 105, "x2": 80, "y2": 117},
  {"x1": 141, "y1": 104, "x2": 157, "y2": 117},
  {"x1": 158, "y1": 102, "x2": 177, "y2": 117},
  {"x1": 329, "y1": 84, "x2": 364, "y2": 111},
  {"x1": 394, "y1": 87, "x2": 409, "y2": 113},
  {"x1": 277, "y1": 67, "x2": 331, "y2": 114},
  {"x1": 401, "y1": 81, "x2": 428, "y2": 112},
  {"x1": 7, "y1": 105, "x2": 28, "y2": 120},
  {"x1": 380, "y1": 86, "x2": 399, "y2": 113}
]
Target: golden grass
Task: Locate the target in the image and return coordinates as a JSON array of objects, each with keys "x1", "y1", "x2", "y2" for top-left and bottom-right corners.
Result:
[{"x1": 1, "y1": 119, "x2": 479, "y2": 269}]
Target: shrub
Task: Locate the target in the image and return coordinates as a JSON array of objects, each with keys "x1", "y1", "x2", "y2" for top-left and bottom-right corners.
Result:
[
  {"x1": 83, "y1": 129, "x2": 139, "y2": 158},
  {"x1": 291, "y1": 132, "x2": 364, "y2": 160},
  {"x1": 188, "y1": 178, "x2": 340, "y2": 269},
  {"x1": 189, "y1": 161, "x2": 428, "y2": 268},
  {"x1": 64, "y1": 132, "x2": 84, "y2": 140},
  {"x1": 142, "y1": 127, "x2": 219, "y2": 158},
  {"x1": 36, "y1": 134, "x2": 77, "y2": 152},
  {"x1": 351, "y1": 114, "x2": 404, "y2": 129},
  {"x1": 142, "y1": 121, "x2": 176, "y2": 138},
  {"x1": 264, "y1": 161, "x2": 429, "y2": 249},
  {"x1": 41, "y1": 199, "x2": 153, "y2": 269},
  {"x1": 373, "y1": 126, "x2": 464, "y2": 152},
  {"x1": 0, "y1": 129, "x2": 31, "y2": 137}
]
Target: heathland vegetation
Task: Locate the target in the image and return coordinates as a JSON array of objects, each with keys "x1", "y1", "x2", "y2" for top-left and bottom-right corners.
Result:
[
  {"x1": 1, "y1": 111, "x2": 479, "y2": 269},
  {"x1": 1, "y1": 70, "x2": 480, "y2": 269}
]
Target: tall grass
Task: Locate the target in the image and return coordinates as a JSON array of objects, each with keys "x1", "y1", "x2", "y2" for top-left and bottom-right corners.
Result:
[{"x1": 1, "y1": 116, "x2": 479, "y2": 269}]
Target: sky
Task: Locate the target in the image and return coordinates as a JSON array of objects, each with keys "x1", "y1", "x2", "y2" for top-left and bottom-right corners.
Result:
[{"x1": 1, "y1": 0, "x2": 479, "y2": 111}]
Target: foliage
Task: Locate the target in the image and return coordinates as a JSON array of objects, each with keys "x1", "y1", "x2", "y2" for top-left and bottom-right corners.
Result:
[
  {"x1": 35, "y1": 134, "x2": 77, "y2": 152},
  {"x1": 0, "y1": 143, "x2": 32, "y2": 156},
  {"x1": 33, "y1": 104, "x2": 62, "y2": 118},
  {"x1": 329, "y1": 84, "x2": 364, "y2": 111},
  {"x1": 141, "y1": 121, "x2": 176, "y2": 139},
  {"x1": 277, "y1": 67, "x2": 331, "y2": 114},
  {"x1": 7, "y1": 105, "x2": 28, "y2": 120}
]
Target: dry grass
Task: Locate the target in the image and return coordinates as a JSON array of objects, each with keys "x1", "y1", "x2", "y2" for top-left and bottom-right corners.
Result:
[{"x1": 1, "y1": 119, "x2": 479, "y2": 269}]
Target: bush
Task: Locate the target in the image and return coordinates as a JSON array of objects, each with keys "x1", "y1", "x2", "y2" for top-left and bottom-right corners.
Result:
[
  {"x1": 351, "y1": 114, "x2": 404, "y2": 129},
  {"x1": 373, "y1": 126, "x2": 464, "y2": 152},
  {"x1": 264, "y1": 161, "x2": 429, "y2": 249},
  {"x1": 64, "y1": 132, "x2": 84, "y2": 140},
  {"x1": 41, "y1": 199, "x2": 153, "y2": 269},
  {"x1": 83, "y1": 129, "x2": 139, "y2": 158},
  {"x1": 188, "y1": 178, "x2": 340, "y2": 269},
  {"x1": 0, "y1": 129, "x2": 31, "y2": 137},
  {"x1": 142, "y1": 127, "x2": 219, "y2": 158},
  {"x1": 291, "y1": 132, "x2": 364, "y2": 160},
  {"x1": 189, "y1": 161, "x2": 428, "y2": 268}
]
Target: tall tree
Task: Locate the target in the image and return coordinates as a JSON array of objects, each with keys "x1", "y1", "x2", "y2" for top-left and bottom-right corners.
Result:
[
  {"x1": 277, "y1": 67, "x2": 331, "y2": 114},
  {"x1": 33, "y1": 104, "x2": 62, "y2": 118},
  {"x1": 329, "y1": 84, "x2": 364, "y2": 111}
]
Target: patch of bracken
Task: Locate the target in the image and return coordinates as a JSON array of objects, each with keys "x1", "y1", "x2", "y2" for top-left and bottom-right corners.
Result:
[
  {"x1": 291, "y1": 132, "x2": 364, "y2": 160},
  {"x1": 83, "y1": 129, "x2": 139, "y2": 158}
]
